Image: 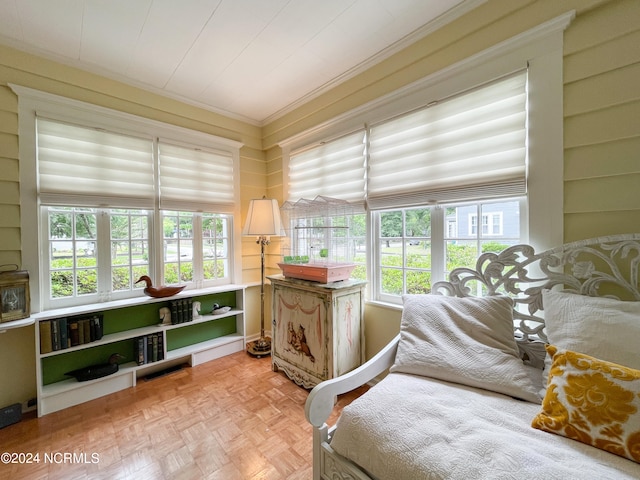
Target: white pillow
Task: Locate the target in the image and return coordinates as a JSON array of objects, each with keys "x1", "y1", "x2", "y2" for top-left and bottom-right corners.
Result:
[
  {"x1": 390, "y1": 294, "x2": 543, "y2": 403},
  {"x1": 542, "y1": 290, "x2": 640, "y2": 371}
]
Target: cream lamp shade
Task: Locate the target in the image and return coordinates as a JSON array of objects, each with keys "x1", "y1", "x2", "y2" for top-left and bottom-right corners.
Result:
[{"x1": 242, "y1": 197, "x2": 283, "y2": 237}]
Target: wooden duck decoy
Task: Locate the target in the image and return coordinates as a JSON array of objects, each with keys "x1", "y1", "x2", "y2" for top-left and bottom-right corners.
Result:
[
  {"x1": 65, "y1": 353, "x2": 124, "y2": 382},
  {"x1": 135, "y1": 275, "x2": 185, "y2": 298}
]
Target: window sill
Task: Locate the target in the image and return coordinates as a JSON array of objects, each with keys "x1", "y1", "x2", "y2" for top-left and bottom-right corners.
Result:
[
  {"x1": 0, "y1": 317, "x2": 36, "y2": 333},
  {"x1": 30, "y1": 284, "x2": 247, "y2": 322}
]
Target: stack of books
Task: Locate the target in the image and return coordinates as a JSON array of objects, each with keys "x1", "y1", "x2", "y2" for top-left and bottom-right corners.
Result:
[
  {"x1": 135, "y1": 333, "x2": 164, "y2": 365},
  {"x1": 39, "y1": 315, "x2": 104, "y2": 354},
  {"x1": 169, "y1": 298, "x2": 194, "y2": 324}
]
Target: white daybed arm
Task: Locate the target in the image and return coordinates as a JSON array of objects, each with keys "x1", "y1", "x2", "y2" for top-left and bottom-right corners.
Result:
[{"x1": 305, "y1": 334, "x2": 400, "y2": 427}]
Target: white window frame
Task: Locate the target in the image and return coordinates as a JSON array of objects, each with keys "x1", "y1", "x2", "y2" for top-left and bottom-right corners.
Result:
[
  {"x1": 13, "y1": 86, "x2": 244, "y2": 313},
  {"x1": 469, "y1": 211, "x2": 503, "y2": 236},
  {"x1": 41, "y1": 206, "x2": 156, "y2": 306},
  {"x1": 160, "y1": 210, "x2": 232, "y2": 288},
  {"x1": 374, "y1": 198, "x2": 524, "y2": 303}
]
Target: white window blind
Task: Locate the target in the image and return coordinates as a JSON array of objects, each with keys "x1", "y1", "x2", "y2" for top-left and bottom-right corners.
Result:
[
  {"x1": 367, "y1": 71, "x2": 527, "y2": 209},
  {"x1": 288, "y1": 130, "x2": 366, "y2": 204},
  {"x1": 37, "y1": 117, "x2": 155, "y2": 207},
  {"x1": 158, "y1": 142, "x2": 235, "y2": 212}
]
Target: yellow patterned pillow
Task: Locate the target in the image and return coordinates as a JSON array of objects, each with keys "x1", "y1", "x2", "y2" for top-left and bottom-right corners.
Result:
[{"x1": 532, "y1": 345, "x2": 640, "y2": 463}]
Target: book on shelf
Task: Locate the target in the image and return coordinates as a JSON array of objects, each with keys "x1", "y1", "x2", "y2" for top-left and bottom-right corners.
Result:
[
  {"x1": 77, "y1": 319, "x2": 85, "y2": 345},
  {"x1": 47, "y1": 317, "x2": 69, "y2": 351},
  {"x1": 147, "y1": 334, "x2": 153, "y2": 361},
  {"x1": 59, "y1": 317, "x2": 68, "y2": 349},
  {"x1": 169, "y1": 299, "x2": 194, "y2": 324},
  {"x1": 152, "y1": 334, "x2": 158, "y2": 362},
  {"x1": 82, "y1": 318, "x2": 91, "y2": 344},
  {"x1": 39, "y1": 314, "x2": 104, "y2": 354},
  {"x1": 39, "y1": 320, "x2": 53, "y2": 354},
  {"x1": 136, "y1": 336, "x2": 146, "y2": 365},
  {"x1": 157, "y1": 334, "x2": 164, "y2": 361},
  {"x1": 135, "y1": 332, "x2": 165, "y2": 365},
  {"x1": 69, "y1": 320, "x2": 80, "y2": 346},
  {"x1": 51, "y1": 318, "x2": 60, "y2": 351}
]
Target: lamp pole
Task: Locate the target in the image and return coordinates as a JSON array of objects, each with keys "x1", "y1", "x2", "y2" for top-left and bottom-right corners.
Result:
[
  {"x1": 243, "y1": 197, "x2": 282, "y2": 358},
  {"x1": 246, "y1": 235, "x2": 271, "y2": 356}
]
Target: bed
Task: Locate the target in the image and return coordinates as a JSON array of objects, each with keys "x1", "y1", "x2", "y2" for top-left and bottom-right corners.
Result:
[{"x1": 304, "y1": 234, "x2": 640, "y2": 479}]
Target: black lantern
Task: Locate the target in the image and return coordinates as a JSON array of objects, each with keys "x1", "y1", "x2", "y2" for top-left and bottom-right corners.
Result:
[{"x1": 0, "y1": 265, "x2": 30, "y2": 323}]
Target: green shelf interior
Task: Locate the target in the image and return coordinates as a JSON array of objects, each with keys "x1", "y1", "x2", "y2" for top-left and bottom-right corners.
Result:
[
  {"x1": 42, "y1": 339, "x2": 135, "y2": 385},
  {"x1": 41, "y1": 290, "x2": 239, "y2": 386},
  {"x1": 101, "y1": 290, "x2": 237, "y2": 334},
  {"x1": 193, "y1": 291, "x2": 237, "y2": 316},
  {"x1": 102, "y1": 303, "x2": 161, "y2": 334},
  {"x1": 166, "y1": 316, "x2": 236, "y2": 351}
]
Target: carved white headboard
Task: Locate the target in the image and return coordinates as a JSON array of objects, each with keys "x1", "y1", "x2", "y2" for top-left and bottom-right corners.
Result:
[{"x1": 433, "y1": 234, "x2": 640, "y2": 368}]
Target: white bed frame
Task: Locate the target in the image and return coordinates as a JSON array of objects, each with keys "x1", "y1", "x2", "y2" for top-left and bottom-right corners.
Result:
[{"x1": 305, "y1": 234, "x2": 640, "y2": 480}]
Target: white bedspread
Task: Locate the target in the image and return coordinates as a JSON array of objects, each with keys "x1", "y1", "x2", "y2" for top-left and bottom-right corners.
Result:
[{"x1": 330, "y1": 372, "x2": 640, "y2": 480}]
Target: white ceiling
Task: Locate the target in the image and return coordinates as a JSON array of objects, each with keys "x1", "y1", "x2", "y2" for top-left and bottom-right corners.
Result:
[{"x1": 0, "y1": 0, "x2": 477, "y2": 125}]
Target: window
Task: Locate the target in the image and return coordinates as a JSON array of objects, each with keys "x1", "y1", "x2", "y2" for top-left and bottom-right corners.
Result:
[
  {"x1": 281, "y1": 13, "x2": 569, "y2": 305},
  {"x1": 111, "y1": 209, "x2": 151, "y2": 293},
  {"x1": 45, "y1": 207, "x2": 151, "y2": 302},
  {"x1": 376, "y1": 206, "x2": 433, "y2": 297},
  {"x1": 285, "y1": 72, "x2": 526, "y2": 295},
  {"x1": 201, "y1": 212, "x2": 230, "y2": 282},
  {"x1": 161, "y1": 211, "x2": 230, "y2": 285},
  {"x1": 15, "y1": 86, "x2": 242, "y2": 311},
  {"x1": 285, "y1": 70, "x2": 552, "y2": 304},
  {"x1": 469, "y1": 212, "x2": 503, "y2": 236},
  {"x1": 368, "y1": 71, "x2": 527, "y2": 302},
  {"x1": 47, "y1": 207, "x2": 100, "y2": 299},
  {"x1": 374, "y1": 199, "x2": 522, "y2": 301},
  {"x1": 286, "y1": 132, "x2": 367, "y2": 280},
  {"x1": 36, "y1": 116, "x2": 239, "y2": 308},
  {"x1": 445, "y1": 200, "x2": 522, "y2": 274}
]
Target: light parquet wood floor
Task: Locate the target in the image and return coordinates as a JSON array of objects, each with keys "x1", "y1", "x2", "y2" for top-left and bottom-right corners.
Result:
[{"x1": 0, "y1": 352, "x2": 367, "y2": 480}]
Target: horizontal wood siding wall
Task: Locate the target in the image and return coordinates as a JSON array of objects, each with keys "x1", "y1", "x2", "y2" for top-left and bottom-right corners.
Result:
[
  {"x1": 0, "y1": 85, "x2": 20, "y2": 268},
  {"x1": 240, "y1": 144, "x2": 270, "y2": 285},
  {"x1": 0, "y1": 81, "x2": 34, "y2": 412},
  {"x1": 563, "y1": 0, "x2": 640, "y2": 241}
]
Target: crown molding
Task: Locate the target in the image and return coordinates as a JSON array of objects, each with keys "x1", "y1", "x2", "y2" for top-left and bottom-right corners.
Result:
[
  {"x1": 262, "y1": 0, "x2": 487, "y2": 126},
  {"x1": 277, "y1": 10, "x2": 575, "y2": 150}
]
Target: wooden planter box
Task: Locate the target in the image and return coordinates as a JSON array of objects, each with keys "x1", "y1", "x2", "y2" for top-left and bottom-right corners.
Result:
[{"x1": 277, "y1": 262, "x2": 355, "y2": 283}]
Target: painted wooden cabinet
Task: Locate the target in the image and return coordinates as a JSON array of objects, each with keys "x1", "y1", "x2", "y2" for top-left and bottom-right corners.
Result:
[{"x1": 268, "y1": 275, "x2": 365, "y2": 388}]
